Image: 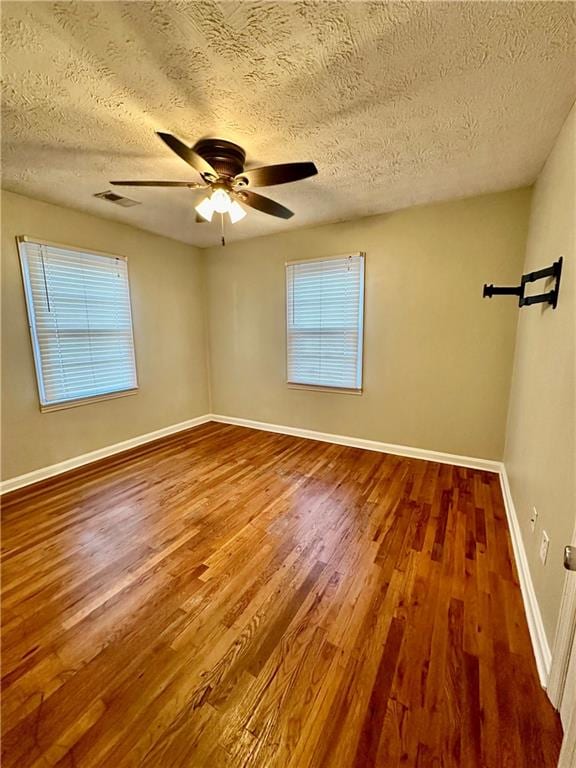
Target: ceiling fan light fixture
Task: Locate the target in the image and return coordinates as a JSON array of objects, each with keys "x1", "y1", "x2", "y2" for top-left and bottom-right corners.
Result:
[
  {"x1": 228, "y1": 200, "x2": 246, "y2": 223},
  {"x1": 195, "y1": 196, "x2": 214, "y2": 222}
]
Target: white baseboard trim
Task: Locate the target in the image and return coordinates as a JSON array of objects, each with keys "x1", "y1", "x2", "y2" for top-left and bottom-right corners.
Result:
[
  {"x1": 0, "y1": 415, "x2": 211, "y2": 495},
  {"x1": 209, "y1": 413, "x2": 501, "y2": 473},
  {"x1": 499, "y1": 466, "x2": 551, "y2": 688}
]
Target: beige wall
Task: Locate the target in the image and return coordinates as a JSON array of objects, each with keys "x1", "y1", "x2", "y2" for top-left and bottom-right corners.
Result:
[
  {"x1": 504, "y1": 105, "x2": 576, "y2": 645},
  {"x1": 1, "y1": 190, "x2": 209, "y2": 481},
  {"x1": 204, "y1": 189, "x2": 531, "y2": 460}
]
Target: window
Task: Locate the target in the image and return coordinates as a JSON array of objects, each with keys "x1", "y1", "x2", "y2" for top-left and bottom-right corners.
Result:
[
  {"x1": 286, "y1": 253, "x2": 365, "y2": 391},
  {"x1": 18, "y1": 237, "x2": 138, "y2": 410}
]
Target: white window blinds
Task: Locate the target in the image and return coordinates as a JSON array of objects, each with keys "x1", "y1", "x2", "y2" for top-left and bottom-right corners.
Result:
[
  {"x1": 286, "y1": 253, "x2": 365, "y2": 391},
  {"x1": 18, "y1": 238, "x2": 138, "y2": 408}
]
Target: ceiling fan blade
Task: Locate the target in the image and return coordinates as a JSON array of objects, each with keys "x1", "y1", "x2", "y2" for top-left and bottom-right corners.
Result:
[
  {"x1": 234, "y1": 162, "x2": 317, "y2": 188},
  {"x1": 110, "y1": 180, "x2": 206, "y2": 188},
  {"x1": 235, "y1": 190, "x2": 294, "y2": 219},
  {"x1": 156, "y1": 132, "x2": 218, "y2": 179}
]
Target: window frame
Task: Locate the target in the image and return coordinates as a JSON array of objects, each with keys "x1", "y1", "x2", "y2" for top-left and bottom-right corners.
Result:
[
  {"x1": 285, "y1": 252, "x2": 366, "y2": 394},
  {"x1": 17, "y1": 235, "x2": 139, "y2": 412}
]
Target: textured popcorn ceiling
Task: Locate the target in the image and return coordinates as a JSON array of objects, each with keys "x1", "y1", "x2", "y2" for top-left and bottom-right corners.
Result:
[{"x1": 1, "y1": 1, "x2": 575, "y2": 247}]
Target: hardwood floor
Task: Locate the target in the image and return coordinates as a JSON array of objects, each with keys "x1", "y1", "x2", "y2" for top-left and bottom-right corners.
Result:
[{"x1": 1, "y1": 422, "x2": 562, "y2": 767}]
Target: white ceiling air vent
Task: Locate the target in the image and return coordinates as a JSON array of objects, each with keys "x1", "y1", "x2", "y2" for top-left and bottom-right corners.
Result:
[{"x1": 94, "y1": 190, "x2": 141, "y2": 207}]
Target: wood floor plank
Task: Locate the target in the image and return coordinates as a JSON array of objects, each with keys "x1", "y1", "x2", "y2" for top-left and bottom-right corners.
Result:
[
  {"x1": 352, "y1": 615, "x2": 406, "y2": 767},
  {"x1": 1, "y1": 422, "x2": 563, "y2": 767}
]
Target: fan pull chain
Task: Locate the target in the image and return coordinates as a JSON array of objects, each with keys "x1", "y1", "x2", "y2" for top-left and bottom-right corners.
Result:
[{"x1": 220, "y1": 212, "x2": 226, "y2": 246}]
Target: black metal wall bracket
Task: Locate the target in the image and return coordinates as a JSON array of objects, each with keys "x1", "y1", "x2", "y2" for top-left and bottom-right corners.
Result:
[{"x1": 483, "y1": 257, "x2": 563, "y2": 309}]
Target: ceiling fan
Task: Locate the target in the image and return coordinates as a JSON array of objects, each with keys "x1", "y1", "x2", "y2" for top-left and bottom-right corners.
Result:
[{"x1": 111, "y1": 133, "x2": 318, "y2": 237}]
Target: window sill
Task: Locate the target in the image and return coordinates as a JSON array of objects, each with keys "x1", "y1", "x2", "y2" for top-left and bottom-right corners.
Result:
[
  {"x1": 40, "y1": 388, "x2": 139, "y2": 413},
  {"x1": 287, "y1": 383, "x2": 363, "y2": 395}
]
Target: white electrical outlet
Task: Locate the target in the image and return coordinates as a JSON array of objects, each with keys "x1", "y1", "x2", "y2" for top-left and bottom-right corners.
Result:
[
  {"x1": 530, "y1": 506, "x2": 538, "y2": 532},
  {"x1": 539, "y1": 530, "x2": 550, "y2": 564}
]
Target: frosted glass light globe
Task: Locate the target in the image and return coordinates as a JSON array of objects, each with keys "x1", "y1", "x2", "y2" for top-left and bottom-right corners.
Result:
[
  {"x1": 195, "y1": 196, "x2": 214, "y2": 222},
  {"x1": 228, "y1": 200, "x2": 246, "y2": 223},
  {"x1": 211, "y1": 188, "x2": 231, "y2": 214}
]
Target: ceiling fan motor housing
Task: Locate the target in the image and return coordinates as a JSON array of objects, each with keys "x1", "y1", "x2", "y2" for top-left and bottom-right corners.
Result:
[{"x1": 193, "y1": 139, "x2": 246, "y2": 181}]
